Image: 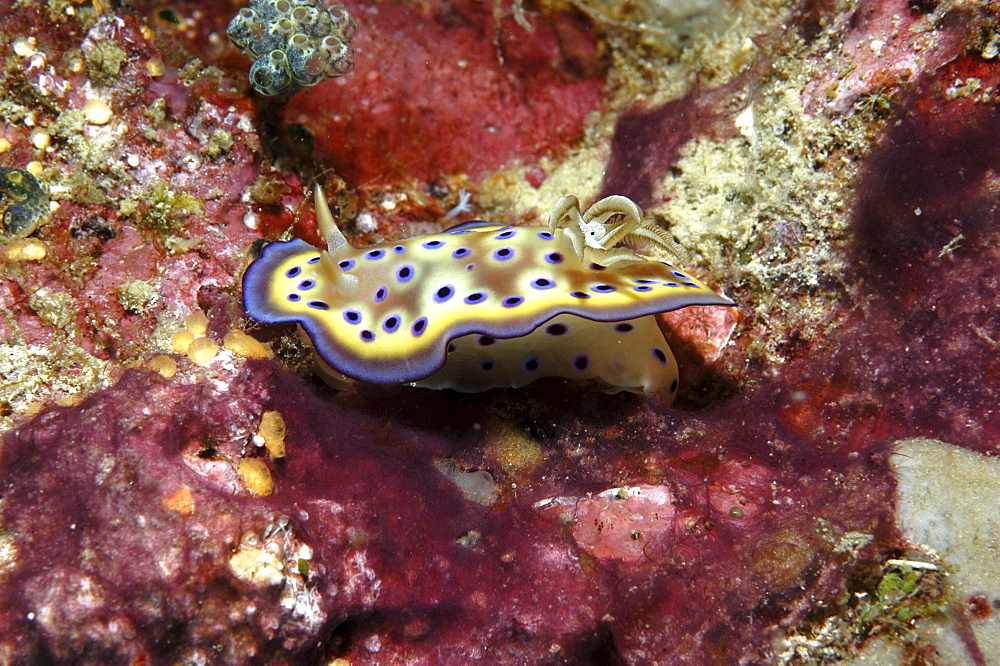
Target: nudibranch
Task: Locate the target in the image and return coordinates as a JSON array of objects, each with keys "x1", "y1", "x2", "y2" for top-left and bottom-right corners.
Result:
[{"x1": 242, "y1": 188, "x2": 733, "y2": 396}]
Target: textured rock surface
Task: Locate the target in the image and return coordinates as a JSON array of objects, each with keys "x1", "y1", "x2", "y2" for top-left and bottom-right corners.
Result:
[
  {"x1": 285, "y1": 0, "x2": 605, "y2": 184},
  {"x1": 0, "y1": 353, "x2": 896, "y2": 662}
]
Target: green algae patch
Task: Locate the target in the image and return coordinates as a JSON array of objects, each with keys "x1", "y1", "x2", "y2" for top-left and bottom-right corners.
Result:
[
  {"x1": 483, "y1": 420, "x2": 545, "y2": 479},
  {"x1": 202, "y1": 129, "x2": 234, "y2": 159},
  {"x1": 117, "y1": 278, "x2": 160, "y2": 315},
  {"x1": 119, "y1": 182, "x2": 204, "y2": 237},
  {"x1": 780, "y1": 438, "x2": 1000, "y2": 662},
  {"x1": 777, "y1": 558, "x2": 947, "y2": 662},
  {"x1": 85, "y1": 41, "x2": 128, "y2": 84}
]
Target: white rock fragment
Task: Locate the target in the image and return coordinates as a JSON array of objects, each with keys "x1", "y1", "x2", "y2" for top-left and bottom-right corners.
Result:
[
  {"x1": 433, "y1": 458, "x2": 497, "y2": 506},
  {"x1": 734, "y1": 105, "x2": 755, "y2": 143},
  {"x1": 354, "y1": 211, "x2": 377, "y2": 234},
  {"x1": 891, "y1": 437, "x2": 1000, "y2": 661}
]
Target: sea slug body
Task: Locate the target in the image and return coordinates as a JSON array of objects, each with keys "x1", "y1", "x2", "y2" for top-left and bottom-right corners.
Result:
[{"x1": 242, "y1": 188, "x2": 733, "y2": 397}]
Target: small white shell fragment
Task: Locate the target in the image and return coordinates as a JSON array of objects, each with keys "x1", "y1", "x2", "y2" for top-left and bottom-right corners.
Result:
[
  {"x1": 12, "y1": 37, "x2": 34, "y2": 58},
  {"x1": 5, "y1": 238, "x2": 47, "y2": 262},
  {"x1": 30, "y1": 129, "x2": 50, "y2": 150},
  {"x1": 84, "y1": 99, "x2": 113, "y2": 125}
]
